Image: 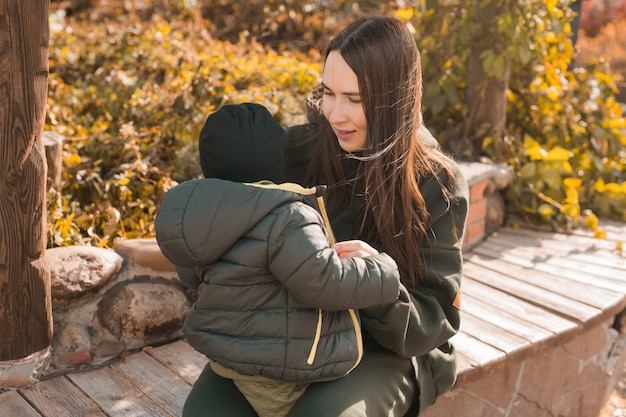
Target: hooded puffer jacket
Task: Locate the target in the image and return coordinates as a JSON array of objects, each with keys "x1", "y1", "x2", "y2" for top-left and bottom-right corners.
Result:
[{"x1": 155, "y1": 178, "x2": 401, "y2": 383}]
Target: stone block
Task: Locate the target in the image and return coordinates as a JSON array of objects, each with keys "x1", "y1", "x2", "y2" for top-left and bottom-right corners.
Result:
[
  {"x1": 97, "y1": 278, "x2": 189, "y2": 342},
  {"x1": 47, "y1": 246, "x2": 123, "y2": 306},
  {"x1": 116, "y1": 238, "x2": 176, "y2": 272},
  {"x1": 422, "y1": 388, "x2": 505, "y2": 417}
]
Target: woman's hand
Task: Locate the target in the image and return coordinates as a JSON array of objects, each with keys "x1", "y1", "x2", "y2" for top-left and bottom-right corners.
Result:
[{"x1": 333, "y1": 240, "x2": 379, "y2": 258}]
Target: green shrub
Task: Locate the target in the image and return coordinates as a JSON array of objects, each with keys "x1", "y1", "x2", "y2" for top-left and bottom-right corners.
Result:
[
  {"x1": 399, "y1": 0, "x2": 626, "y2": 230},
  {"x1": 46, "y1": 7, "x2": 320, "y2": 247},
  {"x1": 46, "y1": 0, "x2": 625, "y2": 248}
]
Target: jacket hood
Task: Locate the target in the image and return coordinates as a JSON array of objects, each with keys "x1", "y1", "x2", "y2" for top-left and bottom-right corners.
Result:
[
  {"x1": 199, "y1": 103, "x2": 285, "y2": 183},
  {"x1": 155, "y1": 179, "x2": 329, "y2": 267}
]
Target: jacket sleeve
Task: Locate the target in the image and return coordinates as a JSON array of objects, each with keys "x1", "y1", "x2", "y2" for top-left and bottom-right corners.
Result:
[
  {"x1": 267, "y1": 203, "x2": 400, "y2": 311},
  {"x1": 176, "y1": 265, "x2": 201, "y2": 289},
  {"x1": 358, "y1": 163, "x2": 469, "y2": 357}
]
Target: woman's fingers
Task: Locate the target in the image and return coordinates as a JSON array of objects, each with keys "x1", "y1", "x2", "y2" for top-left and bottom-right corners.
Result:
[{"x1": 333, "y1": 240, "x2": 379, "y2": 258}]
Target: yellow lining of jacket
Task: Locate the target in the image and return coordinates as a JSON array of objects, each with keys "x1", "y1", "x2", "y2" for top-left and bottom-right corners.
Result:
[{"x1": 247, "y1": 181, "x2": 364, "y2": 376}]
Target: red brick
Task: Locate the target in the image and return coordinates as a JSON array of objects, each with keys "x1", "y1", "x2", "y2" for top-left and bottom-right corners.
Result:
[
  {"x1": 469, "y1": 179, "x2": 489, "y2": 203},
  {"x1": 467, "y1": 198, "x2": 488, "y2": 226},
  {"x1": 464, "y1": 219, "x2": 486, "y2": 247}
]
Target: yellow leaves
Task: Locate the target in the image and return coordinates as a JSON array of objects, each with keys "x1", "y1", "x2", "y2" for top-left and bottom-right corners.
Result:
[
  {"x1": 156, "y1": 21, "x2": 171, "y2": 36},
  {"x1": 524, "y1": 135, "x2": 545, "y2": 160},
  {"x1": 583, "y1": 210, "x2": 599, "y2": 231},
  {"x1": 538, "y1": 204, "x2": 556, "y2": 220},
  {"x1": 544, "y1": 147, "x2": 572, "y2": 162},
  {"x1": 545, "y1": 0, "x2": 558, "y2": 12},
  {"x1": 395, "y1": 7, "x2": 414, "y2": 21},
  {"x1": 595, "y1": 71, "x2": 616, "y2": 87},
  {"x1": 595, "y1": 178, "x2": 626, "y2": 194},
  {"x1": 64, "y1": 152, "x2": 82, "y2": 166},
  {"x1": 561, "y1": 178, "x2": 580, "y2": 218}
]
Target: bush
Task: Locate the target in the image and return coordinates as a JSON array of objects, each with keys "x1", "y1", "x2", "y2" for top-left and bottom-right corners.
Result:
[
  {"x1": 46, "y1": 0, "x2": 625, "y2": 248},
  {"x1": 46, "y1": 5, "x2": 321, "y2": 247}
]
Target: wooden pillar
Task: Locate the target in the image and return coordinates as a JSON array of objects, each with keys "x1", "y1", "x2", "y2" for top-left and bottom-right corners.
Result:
[{"x1": 0, "y1": 0, "x2": 53, "y2": 361}]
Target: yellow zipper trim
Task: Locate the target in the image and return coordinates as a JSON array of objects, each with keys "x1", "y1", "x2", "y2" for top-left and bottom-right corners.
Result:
[
  {"x1": 344, "y1": 308, "x2": 364, "y2": 374},
  {"x1": 248, "y1": 181, "x2": 363, "y2": 372},
  {"x1": 306, "y1": 308, "x2": 323, "y2": 365},
  {"x1": 316, "y1": 195, "x2": 336, "y2": 246},
  {"x1": 305, "y1": 195, "x2": 363, "y2": 372}
]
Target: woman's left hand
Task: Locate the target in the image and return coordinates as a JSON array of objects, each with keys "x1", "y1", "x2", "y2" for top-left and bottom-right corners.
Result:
[{"x1": 333, "y1": 240, "x2": 379, "y2": 258}]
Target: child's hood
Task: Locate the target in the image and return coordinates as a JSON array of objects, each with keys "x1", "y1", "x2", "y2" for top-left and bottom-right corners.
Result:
[
  {"x1": 198, "y1": 102, "x2": 285, "y2": 184},
  {"x1": 155, "y1": 179, "x2": 330, "y2": 267}
]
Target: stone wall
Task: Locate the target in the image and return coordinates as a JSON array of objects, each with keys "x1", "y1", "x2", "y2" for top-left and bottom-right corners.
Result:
[
  {"x1": 421, "y1": 318, "x2": 626, "y2": 417},
  {"x1": 43, "y1": 239, "x2": 192, "y2": 379}
]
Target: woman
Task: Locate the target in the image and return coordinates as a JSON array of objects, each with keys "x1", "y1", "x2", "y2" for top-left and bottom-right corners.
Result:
[{"x1": 183, "y1": 15, "x2": 468, "y2": 417}]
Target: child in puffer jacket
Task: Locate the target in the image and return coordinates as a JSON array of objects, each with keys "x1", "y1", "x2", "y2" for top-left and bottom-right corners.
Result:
[{"x1": 155, "y1": 103, "x2": 401, "y2": 417}]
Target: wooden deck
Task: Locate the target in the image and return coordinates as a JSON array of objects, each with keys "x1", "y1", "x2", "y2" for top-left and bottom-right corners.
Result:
[{"x1": 1, "y1": 223, "x2": 625, "y2": 417}]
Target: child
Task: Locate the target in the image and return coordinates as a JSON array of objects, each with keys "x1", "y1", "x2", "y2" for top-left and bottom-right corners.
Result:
[{"x1": 155, "y1": 103, "x2": 400, "y2": 417}]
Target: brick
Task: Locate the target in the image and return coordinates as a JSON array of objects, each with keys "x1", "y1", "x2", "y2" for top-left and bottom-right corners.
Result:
[
  {"x1": 467, "y1": 198, "x2": 488, "y2": 226},
  {"x1": 469, "y1": 178, "x2": 489, "y2": 203},
  {"x1": 463, "y1": 219, "x2": 486, "y2": 247}
]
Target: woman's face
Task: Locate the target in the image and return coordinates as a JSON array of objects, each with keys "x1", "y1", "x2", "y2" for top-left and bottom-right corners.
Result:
[{"x1": 321, "y1": 51, "x2": 368, "y2": 152}]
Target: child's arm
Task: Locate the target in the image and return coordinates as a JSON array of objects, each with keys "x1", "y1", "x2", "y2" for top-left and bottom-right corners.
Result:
[
  {"x1": 176, "y1": 265, "x2": 202, "y2": 289},
  {"x1": 267, "y1": 203, "x2": 400, "y2": 311}
]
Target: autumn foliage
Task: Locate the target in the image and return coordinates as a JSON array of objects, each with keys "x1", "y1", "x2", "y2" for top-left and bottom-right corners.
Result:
[{"x1": 46, "y1": 0, "x2": 625, "y2": 248}]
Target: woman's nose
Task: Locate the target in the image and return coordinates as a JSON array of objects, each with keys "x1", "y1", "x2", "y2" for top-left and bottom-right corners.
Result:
[{"x1": 327, "y1": 100, "x2": 348, "y2": 123}]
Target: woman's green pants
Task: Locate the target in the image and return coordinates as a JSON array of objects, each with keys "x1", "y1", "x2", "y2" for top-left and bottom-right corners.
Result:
[{"x1": 183, "y1": 351, "x2": 419, "y2": 417}]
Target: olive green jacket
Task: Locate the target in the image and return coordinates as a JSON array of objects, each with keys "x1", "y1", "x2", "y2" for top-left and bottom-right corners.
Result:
[
  {"x1": 284, "y1": 124, "x2": 469, "y2": 413},
  {"x1": 155, "y1": 178, "x2": 401, "y2": 383}
]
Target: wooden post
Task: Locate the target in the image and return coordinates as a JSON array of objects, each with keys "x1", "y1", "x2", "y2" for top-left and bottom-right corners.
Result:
[
  {"x1": 43, "y1": 131, "x2": 63, "y2": 191},
  {"x1": 0, "y1": 0, "x2": 53, "y2": 362}
]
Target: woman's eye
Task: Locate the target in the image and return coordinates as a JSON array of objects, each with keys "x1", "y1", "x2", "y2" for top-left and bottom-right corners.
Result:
[
  {"x1": 349, "y1": 98, "x2": 362, "y2": 104},
  {"x1": 323, "y1": 90, "x2": 334, "y2": 97}
]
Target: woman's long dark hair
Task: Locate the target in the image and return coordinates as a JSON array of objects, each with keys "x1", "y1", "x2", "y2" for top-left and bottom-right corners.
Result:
[{"x1": 304, "y1": 16, "x2": 455, "y2": 288}]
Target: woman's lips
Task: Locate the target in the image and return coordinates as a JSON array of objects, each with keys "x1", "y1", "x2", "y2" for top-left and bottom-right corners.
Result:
[{"x1": 334, "y1": 128, "x2": 355, "y2": 141}]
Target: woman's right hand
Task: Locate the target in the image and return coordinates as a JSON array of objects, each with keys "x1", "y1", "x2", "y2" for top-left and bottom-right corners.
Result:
[{"x1": 332, "y1": 240, "x2": 379, "y2": 259}]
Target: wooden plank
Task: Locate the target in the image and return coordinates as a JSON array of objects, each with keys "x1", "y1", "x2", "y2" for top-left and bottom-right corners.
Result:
[
  {"x1": 537, "y1": 255, "x2": 625, "y2": 281},
  {"x1": 19, "y1": 376, "x2": 106, "y2": 417},
  {"x1": 461, "y1": 290, "x2": 554, "y2": 346},
  {"x1": 463, "y1": 259, "x2": 601, "y2": 324},
  {"x1": 462, "y1": 278, "x2": 578, "y2": 339},
  {"x1": 491, "y1": 230, "x2": 584, "y2": 252},
  {"x1": 68, "y1": 366, "x2": 170, "y2": 417},
  {"x1": 565, "y1": 251, "x2": 626, "y2": 270},
  {"x1": 146, "y1": 340, "x2": 208, "y2": 385},
  {"x1": 454, "y1": 351, "x2": 480, "y2": 384},
  {"x1": 0, "y1": 390, "x2": 41, "y2": 417},
  {"x1": 449, "y1": 332, "x2": 505, "y2": 379},
  {"x1": 504, "y1": 224, "x2": 625, "y2": 245},
  {"x1": 459, "y1": 310, "x2": 531, "y2": 362},
  {"x1": 496, "y1": 227, "x2": 625, "y2": 259},
  {"x1": 494, "y1": 231, "x2": 626, "y2": 269},
  {"x1": 479, "y1": 235, "x2": 626, "y2": 277},
  {"x1": 111, "y1": 351, "x2": 190, "y2": 417},
  {"x1": 469, "y1": 242, "x2": 626, "y2": 294},
  {"x1": 467, "y1": 249, "x2": 624, "y2": 313},
  {"x1": 492, "y1": 228, "x2": 602, "y2": 253}
]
